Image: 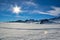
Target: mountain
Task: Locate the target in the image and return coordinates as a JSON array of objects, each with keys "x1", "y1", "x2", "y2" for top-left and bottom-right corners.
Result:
[
  {"x1": 8, "y1": 17, "x2": 60, "y2": 24},
  {"x1": 40, "y1": 16, "x2": 60, "y2": 24},
  {"x1": 9, "y1": 19, "x2": 39, "y2": 23},
  {"x1": 49, "y1": 17, "x2": 60, "y2": 24}
]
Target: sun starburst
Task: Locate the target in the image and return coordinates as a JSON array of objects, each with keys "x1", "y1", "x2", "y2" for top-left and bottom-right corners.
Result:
[{"x1": 12, "y1": 5, "x2": 21, "y2": 15}]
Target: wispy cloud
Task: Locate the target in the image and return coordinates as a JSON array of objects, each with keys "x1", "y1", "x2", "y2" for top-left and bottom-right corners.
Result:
[
  {"x1": 47, "y1": 6, "x2": 60, "y2": 16},
  {"x1": 22, "y1": 1, "x2": 38, "y2": 9},
  {"x1": 29, "y1": 6, "x2": 60, "y2": 16},
  {"x1": 32, "y1": 10, "x2": 49, "y2": 14},
  {"x1": 25, "y1": 1, "x2": 37, "y2": 6}
]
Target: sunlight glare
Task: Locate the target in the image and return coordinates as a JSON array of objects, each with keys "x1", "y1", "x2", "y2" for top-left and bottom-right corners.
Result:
[
  {"x1": 12, "y1": 5, "x2": 21, "y2": 15},
  {"x1": 44, "y1": 31, "x2": 48, "y2": 34}
]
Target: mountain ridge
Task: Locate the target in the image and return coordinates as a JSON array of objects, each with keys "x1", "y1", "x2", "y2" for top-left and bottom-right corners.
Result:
[{"x1": 9, "y1": 17, "x2": 60, "y2": 24}]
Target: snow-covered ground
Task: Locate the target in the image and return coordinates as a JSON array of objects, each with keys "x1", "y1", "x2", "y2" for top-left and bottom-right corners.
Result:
[{"x1": 0, "y1": 23, "x2": 60, "y2": 40}]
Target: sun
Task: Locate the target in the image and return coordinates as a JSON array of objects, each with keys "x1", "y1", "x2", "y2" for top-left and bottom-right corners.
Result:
[{"x1": 12, "y1": 5, "x2": 21, "y2": 15}]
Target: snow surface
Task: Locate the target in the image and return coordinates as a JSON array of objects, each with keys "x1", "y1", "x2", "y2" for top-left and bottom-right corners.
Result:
[{"x1": 0, "y1": 23, "x2": 60, "y2": 40}]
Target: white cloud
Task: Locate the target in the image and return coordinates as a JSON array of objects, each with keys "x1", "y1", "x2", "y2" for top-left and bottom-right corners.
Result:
[
  {"x1": 31, "y1": 6, "x2": 60, "y2": 16},
  {"x1": 23, "y1": 1, "x2": 38, "y2": 8},
  {"x1": 20, "y1": 10, "x2": 50, "y2": 15},
  {"x1": 25, "y1": 1, "x2": 37, "y2": 6},
  {"x1": 32, "y1": 10, "x2": 49, "y2": 14},
  {"x1": 47, "y1": 6, "x2": 60, "y2": 16}
]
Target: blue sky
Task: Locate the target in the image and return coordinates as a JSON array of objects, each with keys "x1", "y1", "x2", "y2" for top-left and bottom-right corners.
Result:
[{"x1": 0, "y1": 0, "x2": 60, "y2": 22}]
